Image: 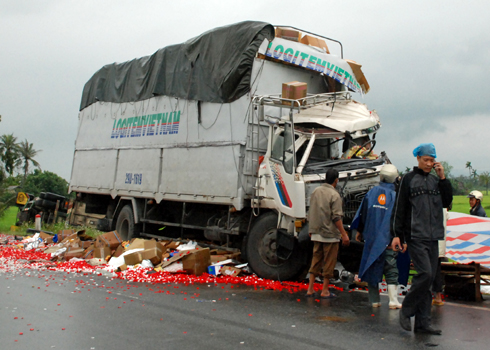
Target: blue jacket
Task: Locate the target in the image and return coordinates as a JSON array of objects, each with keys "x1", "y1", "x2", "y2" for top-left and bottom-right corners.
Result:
[{"x1": 351, "y1": 182, "x2": 396, "y2": 285}]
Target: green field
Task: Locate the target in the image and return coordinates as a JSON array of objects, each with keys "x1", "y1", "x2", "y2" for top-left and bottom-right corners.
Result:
[
  {"x1": 0, "y1": 206, "x2": 19, "y2": 233},
  {"x1": 0, "y1": 206, "x2": 102, "y2": 237}
]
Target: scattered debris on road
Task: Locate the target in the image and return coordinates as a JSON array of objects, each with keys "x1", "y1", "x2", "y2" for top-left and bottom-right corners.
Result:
[{"x1": 0, "y1": 232, "x2": 341, "y2": 294}]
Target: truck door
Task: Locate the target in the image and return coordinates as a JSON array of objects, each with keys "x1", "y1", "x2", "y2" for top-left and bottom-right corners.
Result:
[{"x1": 267, "y1": 121, "x2": 304, "y2": 217}]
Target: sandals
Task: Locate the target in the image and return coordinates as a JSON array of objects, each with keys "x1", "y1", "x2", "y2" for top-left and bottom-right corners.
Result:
[{"x1": 320, "y1": 293, "x2": 337, "y2": 299}]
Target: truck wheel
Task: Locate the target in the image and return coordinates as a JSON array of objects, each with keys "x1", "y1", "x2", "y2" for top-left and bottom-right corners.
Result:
[
  {"x1": 115, "y1": 205, "x2": 140, "y2": 241},
  {"x1": 245, "y1": 212, "x2": 306, "y2": 281}
]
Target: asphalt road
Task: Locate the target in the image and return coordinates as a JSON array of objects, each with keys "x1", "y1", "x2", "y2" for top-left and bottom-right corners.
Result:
[{"x1": 1, "y1": 268, "x2": 489, "y2": 350}]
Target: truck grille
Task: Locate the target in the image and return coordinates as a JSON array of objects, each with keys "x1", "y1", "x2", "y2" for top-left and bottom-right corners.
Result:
[{"x1": 343, "y1": 191, "x2": 368, "y2": 224}]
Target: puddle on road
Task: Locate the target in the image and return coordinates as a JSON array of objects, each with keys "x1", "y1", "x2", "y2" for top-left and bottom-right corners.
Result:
[{"x1": 317, "y1": 316, "x2": 350, "y2": 323}]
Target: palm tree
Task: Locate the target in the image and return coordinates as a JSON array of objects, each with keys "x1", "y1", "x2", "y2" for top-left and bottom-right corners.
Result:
[
  {"x1": 18, "y1": 139, "x2": 41, "y2": 183},
  {"x1": 0, "y1": 134, "x2": 21, "y2": 176},
  {"x1": 465, "y1": 161, "x2": 473, "y2": 177}
]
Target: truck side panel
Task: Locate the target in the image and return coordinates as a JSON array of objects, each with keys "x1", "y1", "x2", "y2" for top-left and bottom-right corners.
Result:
[
  {"x1": 71, "y1": 150, "x2": 117, "y2": 190},
  {"x1": 115, "y1": 148, "x2": 161, "y2": 194},
  {"x1": 160, "y1": 145, "x2": 242, "y2": 198},
  {"x1": 70, "y1": 95, "x2": 266, "y2": 209}
]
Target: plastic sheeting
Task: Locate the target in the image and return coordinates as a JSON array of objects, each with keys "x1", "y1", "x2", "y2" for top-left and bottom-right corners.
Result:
[{"x1": 80, "y1": 21, "x2": 274, "y2": 111}]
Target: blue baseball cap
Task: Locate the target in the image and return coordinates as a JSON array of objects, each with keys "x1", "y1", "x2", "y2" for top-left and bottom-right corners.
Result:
[{"x1": 413, "y1": 143, "x2": 437, "y2": 158}]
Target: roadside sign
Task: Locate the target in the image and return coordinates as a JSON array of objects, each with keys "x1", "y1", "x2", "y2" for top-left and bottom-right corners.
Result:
[{"x1": 16, "y1": 192, "x2": 28, "y2": 206}]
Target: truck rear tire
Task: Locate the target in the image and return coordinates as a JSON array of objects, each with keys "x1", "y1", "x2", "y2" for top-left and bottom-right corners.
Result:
[
  {"x1": 115, "y1": 205, "x2": 140, "y2": 241},
  {"x1": 245, "y1": 212, "x2": 306, "y2": 281}
]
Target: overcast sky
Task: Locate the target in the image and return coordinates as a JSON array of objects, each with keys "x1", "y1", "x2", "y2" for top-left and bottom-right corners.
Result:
[{"x1": 1, "y1": 0, "x2": 489, "y2": 181}]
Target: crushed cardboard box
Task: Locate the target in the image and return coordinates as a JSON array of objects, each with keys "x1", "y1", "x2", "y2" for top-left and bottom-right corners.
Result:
[
  {"x1": 158, "y1": 248, "x2": 211, "y2": 276},
  {"x1": 300, "y1": 35, "x2": 330, "y2": 54},
  {"x1": 95, "y1": 231, "x2": 123, "y2": 249},
  {"x1": 65, "y1": 247, "x2": 85, "y2": 261},
  {"x1": 35, "y1": 230, "x2": 247, "y2": 278},
  {"x1": 94, "y1": 246, "x2": 111, "y2": 260},
  {"x1": 275, "y1": 27, "x2": 301, "y2": 42},
  {"x1": 124, "y1": 250, "x2": 143, "y2": 266},
  {"x1": 220, "y1": 265, "x2": 242, "y2": 277}
]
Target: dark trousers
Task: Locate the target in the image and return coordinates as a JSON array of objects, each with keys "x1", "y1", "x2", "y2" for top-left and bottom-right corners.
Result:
[
  {"x1": 401, "y1": 240, "x2": 438, "y2": 328},
  {"x1": 432, "y1": 257, "x2": 444, "y2": 293}
]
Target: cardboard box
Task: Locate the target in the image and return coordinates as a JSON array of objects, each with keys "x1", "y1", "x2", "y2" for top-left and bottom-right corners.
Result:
[
  {"x1": 166, "y1": 241, "x2": 180, "y2": 250},
  {"x1": 210, "y1": 252, "x2": 241, "y2": 264},
  {"x1": 282, "y1": 81, "x2": 307, "y2": 105},
  {"x1": 144, "y1": 239, "x2": 164, "y2": 251},
  {"x1": 60, "y1": 235, "x2": 81, "y2": 248},
  {"x1": 80, "y1": 240, "x2": 95, "y2": 249},
  {"x1": 113, "y1": 244, "x2": 125, "y2": 258},
  {"x1": 126, "y1": 238, "x2": 146, "y2": 250},
  {"x1": 39, "y1": 231, "x2": 54, "y2": 244},
  {"x1": 82, "y1": 245, "x2": 95, "y2": 259},
  {"x1": 345, "y1": 59, "x2": 370, "y2": 93},
  {"x1": 94, "y1": 246, "x2": 112, "y2": 260},
  {"x1": 124, "y1": 251, "x2": 143, "y2": 266},
  {"x1": 220, "y1": 265, "x2": 242, "y2": 277},
  {"x1": 141, "y1": 248, "x2": 163, "y2": 265},
  {"x1": 275, "y1": 27, "x2": 301, "y2": 42},
  {"x1": 60, "y1": 233, "x2": 78, "y2": 243},
  {"x1": 158, "y1": 248, "x2": 211, "y2": 276},
  {"x1": 141, "y1": 243, "x2": 164, "y2": 265},
  {"x1": 95, "y1": 231, "x2": 123, "y2": 249},
  {"x1": 182, "y1": 248, "x2": 211, "y2": 276},
  {"x1": 300, "y1": 35, "x2": 330, "y2": 54},
  {"x1": 44, "y1": 246, "x2": 65, "y2": 255},
  {"x1": 65, "y1": 247, "x2": 85, "y2": 261},
  {"x1": 57, "y1": 229, "x2": 76, "y2": 242}
]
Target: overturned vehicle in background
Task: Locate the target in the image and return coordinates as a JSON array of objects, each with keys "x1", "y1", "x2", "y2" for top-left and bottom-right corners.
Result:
[
  {"x1": 68, "y1": 21, "x2": 387, "y2": 280},
  {"x1": 17, "y1": 192, "x2": 70, "y2": 226}
]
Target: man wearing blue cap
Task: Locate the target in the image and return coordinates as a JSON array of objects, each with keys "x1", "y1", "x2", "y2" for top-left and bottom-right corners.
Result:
[{"x1": 391, "y1": 143, "x2": 453, "y2": 335}]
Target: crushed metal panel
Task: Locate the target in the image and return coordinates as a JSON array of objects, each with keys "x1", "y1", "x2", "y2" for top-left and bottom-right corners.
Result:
[{"x1": 257, "y1": 38, "x2": 364, "y2": 93}]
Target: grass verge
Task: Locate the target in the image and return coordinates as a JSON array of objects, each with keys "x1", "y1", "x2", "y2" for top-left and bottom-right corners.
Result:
[{"x1": 0, "y1": 206, "x2": 102, "y2": 238}]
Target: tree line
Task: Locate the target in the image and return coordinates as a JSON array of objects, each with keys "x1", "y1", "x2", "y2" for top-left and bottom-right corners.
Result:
[{"x1": 0, "y1": 132, "x2": 69, "y2": 215}]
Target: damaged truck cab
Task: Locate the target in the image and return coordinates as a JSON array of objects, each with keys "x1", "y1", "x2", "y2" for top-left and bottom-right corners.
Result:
[{"x1": 69, "y1": 21, "x2": 385, "y2": 280}]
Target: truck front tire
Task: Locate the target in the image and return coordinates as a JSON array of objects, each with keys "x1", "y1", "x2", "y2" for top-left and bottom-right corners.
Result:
[
  {"x1": 115, "y1": 205, "x2": 140, "y2": 241},
  {"x1": 245, "y1": 212, "x2": 306, "y2": 281}
]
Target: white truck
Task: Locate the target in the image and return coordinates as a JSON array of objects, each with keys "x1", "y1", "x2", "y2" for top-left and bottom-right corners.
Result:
[{"x1": 69, "y1": 21, "x2": 386, "y2": 280}]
